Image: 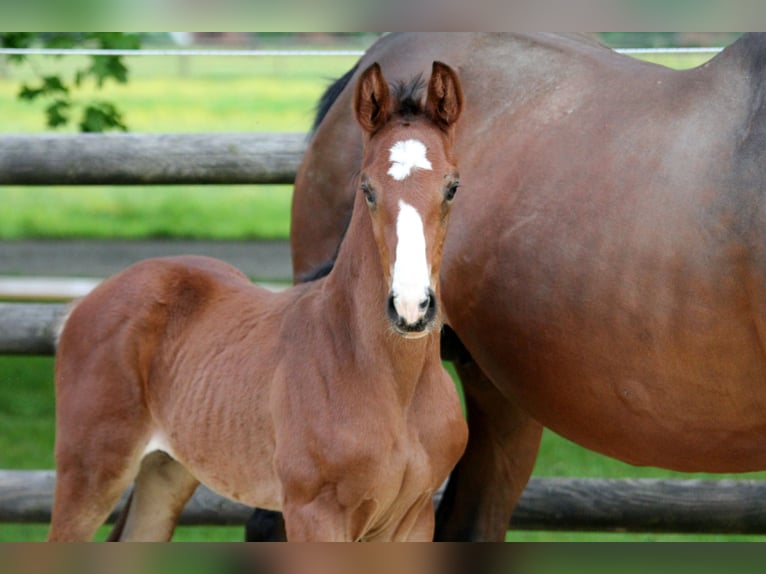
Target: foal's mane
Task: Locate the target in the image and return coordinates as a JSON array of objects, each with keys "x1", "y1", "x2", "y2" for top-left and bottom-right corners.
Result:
[
  {"x1": 299, "y1": 73, "x2": 429, "y2": 285},
  {"x1": 392, "y1": 74, "x2": 427, "y2": 119}
]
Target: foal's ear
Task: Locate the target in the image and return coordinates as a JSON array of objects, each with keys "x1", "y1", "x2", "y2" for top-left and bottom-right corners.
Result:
[
  {"x1": 425, "y1": 61, "x2": 463, "y2": 133},
  {"x1": 354, "y1": 62, "x2": 392, "y2": 136}
]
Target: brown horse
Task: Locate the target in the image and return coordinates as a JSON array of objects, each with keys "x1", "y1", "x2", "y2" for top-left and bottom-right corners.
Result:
[
  {"x1": 47, "y1": 61, "x2": 467, "y2": 542},
  {"x1": 282, "y1": 32, "x2": 766, "y2": 540}
]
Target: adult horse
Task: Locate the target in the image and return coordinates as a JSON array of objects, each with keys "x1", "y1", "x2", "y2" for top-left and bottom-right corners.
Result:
[
  {"x1": 284, "y1": 32, "x2": 766, "y2": 541},
  {"x1": 48, "y1": 61, "x2": 467, "y2": 542}
]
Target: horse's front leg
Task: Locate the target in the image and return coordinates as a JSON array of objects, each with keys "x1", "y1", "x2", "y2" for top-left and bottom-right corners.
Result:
[{"x1": 435, "y1": 359, "x2": 543, "y2": 541}]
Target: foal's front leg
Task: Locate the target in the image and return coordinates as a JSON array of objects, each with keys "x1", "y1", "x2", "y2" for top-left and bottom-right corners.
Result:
[
  {"x1": 399, "y1": 499, "x2": 436, "y2": 542},
  {"x1": 281, "y1": 487, "x2": 363, "y2": 542}
]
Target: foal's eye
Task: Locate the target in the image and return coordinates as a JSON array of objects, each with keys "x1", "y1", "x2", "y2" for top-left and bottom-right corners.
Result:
[
  {"x1": 444, "y1": 182, "x2": 460, "y2": 202},
  {"x1": 361, "y1": 183, "x2": 376, "y2": 206}
]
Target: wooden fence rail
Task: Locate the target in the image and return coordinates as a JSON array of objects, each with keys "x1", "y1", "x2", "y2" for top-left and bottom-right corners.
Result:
[
  {"x1": 0, "y1": 133, "x2": 307, "y2": 185},
  {"x1": 0, "y1": 303, "x2": 68, "y2": 355},
  {"x1": 3, "y1": 471, "x2": 766, "y2": 534}
]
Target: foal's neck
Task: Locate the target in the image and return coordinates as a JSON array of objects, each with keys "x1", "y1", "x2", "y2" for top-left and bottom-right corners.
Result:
[{"x1": 320, "y1": 192, "x2": 438, "y2": 388}]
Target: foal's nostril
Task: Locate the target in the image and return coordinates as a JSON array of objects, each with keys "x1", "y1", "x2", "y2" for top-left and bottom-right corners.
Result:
[
  {"x1": 423, "y1": 288, "x2": 437, "y2": 323},
  {"x1": 387, "y1": 293, "x2": 400, "y2": 324},
  {"x1": 418, "y1": 294, "x2": 431, "y2": 311}
]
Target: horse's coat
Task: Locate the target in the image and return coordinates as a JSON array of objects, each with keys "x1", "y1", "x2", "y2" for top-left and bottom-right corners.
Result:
[
  {"x1": 286, "y1": 32, "x2": 766, "y2": 540},
  {"x1": 47, "y1": 61, "x2": 468, "y2": 542}
]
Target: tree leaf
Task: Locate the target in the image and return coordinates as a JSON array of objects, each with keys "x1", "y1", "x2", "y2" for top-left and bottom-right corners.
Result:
[
  {"x1": 18, "y1": 84, "x2": 44, "y2": 101},
  {"x1": 79, "y1": 102, "x2": 127, "y2": 133},
  {"x1": 2, "y1": 32, "x2": 137, "y2": 132},
  {"x1": 42, "y1": 76, "x2": 69, "y2": 95},
  {"x1": 46, "y1": 99, "x2": 71, "y2": 128}
]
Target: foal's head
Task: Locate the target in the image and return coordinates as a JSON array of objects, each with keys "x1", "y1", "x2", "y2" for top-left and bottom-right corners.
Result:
[{"x1": 353, "y1": 61, "x2": 463, "y2": 338}]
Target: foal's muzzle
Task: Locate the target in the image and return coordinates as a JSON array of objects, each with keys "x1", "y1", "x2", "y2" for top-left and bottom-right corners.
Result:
[{"x1": 387, "y1": 288, "x2": 437, "y2": 337}]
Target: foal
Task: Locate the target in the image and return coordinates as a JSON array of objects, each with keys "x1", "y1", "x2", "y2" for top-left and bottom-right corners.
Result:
[{"x1": 47, "y1": 61, "x2": 467, "y2": 542}]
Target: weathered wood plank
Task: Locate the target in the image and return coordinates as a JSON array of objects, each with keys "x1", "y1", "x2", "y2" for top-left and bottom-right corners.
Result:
[
  {"x1": 510, "y1": 477, "x2": 766, "y2": 533},
  {"x1": 3, "y1": 471, "x2": 766, "y2": 534},
  {"x1": 0, "y1": 470, "x2": 252, "y2": 526},
  {"x1": 0, "y1": 133, "x2": 307, "y2": 185},
  {"x1": 0, "y1": 278, "x2": 101, "y2": 302},
  {"x1": 0, "y1": 303, "x2": 69, "y2": 355}
]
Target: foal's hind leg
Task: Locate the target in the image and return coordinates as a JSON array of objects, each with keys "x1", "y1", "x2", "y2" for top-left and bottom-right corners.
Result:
[
  {"x1": 434, "y1": 359, "x2": 543, "y2": 541},
  {"x1": 48, "y1": 349, "x2": 154, "y2": 541},
  {"x1": 109, "y1": 451, "x2": 199, "y2": 541},
  {"x1": 48, "y1": 422, "x2": 148, "y2": 542}
]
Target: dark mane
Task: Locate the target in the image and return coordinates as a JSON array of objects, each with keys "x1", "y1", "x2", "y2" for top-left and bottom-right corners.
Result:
[
  {"x1": 724, "y1": 32, "x2": 764, "y2": 75},
  {"x1": 295, "y1": 212, "x2": 351, "y2": 284},
  {"x1": 392, "y1": 74, "x2": 426, "y2": 118},
  {"x1": 720, "y1": 34, "x2": 766, "y2": 162},
  {"x1": 310, "y1": 62, "x2": 360, "y2": 134},
  {"x1": 310, "y1": 63, "x2": 428, "y2": 137}
]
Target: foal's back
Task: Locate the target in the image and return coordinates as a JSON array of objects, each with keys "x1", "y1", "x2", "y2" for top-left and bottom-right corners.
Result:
[{"x1": 52, "y1": 256, "x2": 291, "y2": 539}]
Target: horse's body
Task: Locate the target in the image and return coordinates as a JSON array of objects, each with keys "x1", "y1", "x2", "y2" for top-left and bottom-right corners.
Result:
[
  {"x1": 288, "y1": 32, "x2": 766, "y2": 540},
  {"x1": 48, "y1": 62, "x2": 467, "y2": 542}
]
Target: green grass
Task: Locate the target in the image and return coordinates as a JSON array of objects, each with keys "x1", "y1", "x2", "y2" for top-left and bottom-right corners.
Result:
[{"x1": 0, "y1": 185, "x2": 292, "y2": 239}]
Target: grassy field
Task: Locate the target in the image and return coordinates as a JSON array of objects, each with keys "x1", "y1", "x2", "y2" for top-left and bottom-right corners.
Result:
[{"x1": 3, "y1": 44, "x2": 764, "y2": 542}]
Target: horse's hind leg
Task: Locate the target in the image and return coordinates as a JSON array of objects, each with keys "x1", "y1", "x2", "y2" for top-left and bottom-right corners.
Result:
[
  {"x1": 434, "y1": 357, "x2": 543, "y2": 541},
  {"x1": 109, "y1": 451, "x2": 199, "y2": 541}
]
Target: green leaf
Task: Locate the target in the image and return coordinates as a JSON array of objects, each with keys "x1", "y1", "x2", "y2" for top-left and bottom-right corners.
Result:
[
  {"x1": 42, "y1": 33, "x2": 80, "y2": 50},
  {"x1": 45, "y1": 99, "x2": 71, "y2": 128},
  {"x1": 91, "y1": 32, "x2": 140, "y2": 50},
  {"x1": 79, "y1": 102, "x2": 127, "y2": 133},
  {"x1": 41, "y1": 76, "x2": 69, "y2": 95},
  {"x1": 18, "y1": 76, "x2": 68, "y2": 102},
  {"x1": 18, "y1": 84, "x2": 44, "y2": 101},
  {"x1": 1, "y1": 32, "x2": 33, "y2": 63},
  {"x1": 88, "y1": 55, "x2": 129, "y2": 87}
]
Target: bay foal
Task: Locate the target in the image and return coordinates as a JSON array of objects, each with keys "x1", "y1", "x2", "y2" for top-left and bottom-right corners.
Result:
[{"x1": 47, "y1": 61, "x2": 467, "y2": 542}]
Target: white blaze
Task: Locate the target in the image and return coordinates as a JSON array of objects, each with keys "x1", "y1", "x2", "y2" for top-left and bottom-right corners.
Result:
[
  {"x1": 392, "y1": 200, "x2": 431, "y2": 324},
  {"x1": 387, "y1": 139, "x2": 432, "y2": 181}
]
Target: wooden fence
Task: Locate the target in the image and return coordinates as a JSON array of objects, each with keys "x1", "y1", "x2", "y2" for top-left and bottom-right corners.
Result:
[
  {"x1": 0, "y1": 133, "x2": 306, "y2": 185},
  {"x1": 2, "y1": 132, "x2": 766, "y2": 536}
]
